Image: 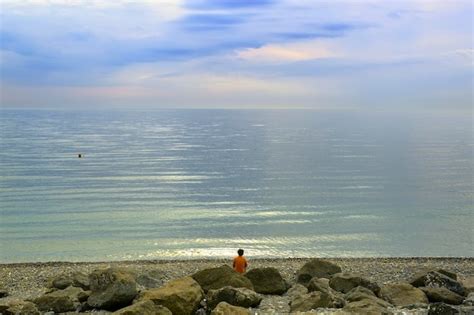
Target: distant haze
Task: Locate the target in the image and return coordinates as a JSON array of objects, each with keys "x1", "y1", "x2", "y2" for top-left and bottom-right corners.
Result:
[{"x1": 0, "y1": 0, "x2": 472, "y2": 110}]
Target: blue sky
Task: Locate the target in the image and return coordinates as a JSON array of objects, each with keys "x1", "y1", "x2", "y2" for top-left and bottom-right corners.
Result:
[{"x1": 0, "y1": 0, "x2": 472, "y2": 110}]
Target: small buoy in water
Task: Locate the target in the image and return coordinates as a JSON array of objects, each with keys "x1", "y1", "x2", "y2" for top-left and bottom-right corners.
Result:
[{"x1": 78, "y1": 154, "x2": 83, "y2": 158}]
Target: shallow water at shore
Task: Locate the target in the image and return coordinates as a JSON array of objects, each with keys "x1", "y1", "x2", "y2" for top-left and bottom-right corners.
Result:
[{"x1": 1, "y1": 109, "x2": 472, "y2": 262}]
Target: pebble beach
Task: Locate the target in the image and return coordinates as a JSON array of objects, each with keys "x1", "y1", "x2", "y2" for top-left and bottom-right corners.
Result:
[{"x1": 1, "y1": 257, "x2": 473, "y2": 301}]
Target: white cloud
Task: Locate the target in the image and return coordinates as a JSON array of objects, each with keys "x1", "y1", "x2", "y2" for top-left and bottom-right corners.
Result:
[{"x1": 236, "y1": 41, "x2": 339, "y2": 63}]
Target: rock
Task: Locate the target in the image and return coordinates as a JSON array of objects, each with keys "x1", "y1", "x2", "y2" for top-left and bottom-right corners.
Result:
[
  {"x1": 296, "y1": 259, "x2": 342, "y2": 285},
  {"x1": 87, "y1": 267, "x2": 138, "y2": 311},
  {"x1": 461, "y1": 276, "x2": 474, "y2": 293},
  {"x1": 420, "y1": 286, "x2": 464, "y2": 305},
  {"x1": 307, "y1": 277, "x2": 345, "y2": 308},
  {"x1": 307, "y1": 277, "x2": 331, "y2": 294},
  {"x1": 256, "y1": 295, "x2": 291, "y2": 314},
  {"x1": 329, "y1": 272, "x2": 380, "y2": 295},
  {"x1": 244, "y1": 267, "x2": 287, "y2": 295},
  {"x1": 411, "y1": 271, "x2": 466, "y2": 296},
  {"x1": 345, "y1": 286, "x2": 391, "y2": 308},
  {"x1": 192, "y1": 265, "x2": 254, "y2": 292},
  {"x1": 72, "y1": 271, "x2": 91, "y2": 290},
  {"x1": 33, "y1": 286, "x2": 87, "y2": 313},
  {"x1": 464, "y1": 292, "x2": 474, "y2": 306},
  {"x1": 50, "y1": 274, "x2": 73, "y2": 290},
  {"x1": 136, "y1": 273, "x2": 161, "y2": 289},
  {"x1": 207, "y1": 286, "x2": 262, "y2": 309},
  {"x1": 112, "y1": 300, "x2": 171, "y2": 315},
  {"x1": 437, "y1": 269, "x2": 458, "y2": 281},
  {"x1": 428, "y1": 302, "x2": 459, "y2": 315},
  {"x1": 284, "y1": 284, "x2": 308, "y2": 300},
  {"x1": 343, "y1": 298, "x2": 389, "y2": 315},
  {"x1": 378, "y1": 282, "x2": 428, "y2": 307},
  {"x1": 290, "y1": 291, "x2": 332, "y2": 312},
  {"x1": 211, "y1": 302, "x2": 250, "y2": 315},
  {"x1": 0, "y1": 300, "x2": 41, "y2": 315},
  {"x1": 135, "y1": 276, "x2": 203, "y2": 315}
]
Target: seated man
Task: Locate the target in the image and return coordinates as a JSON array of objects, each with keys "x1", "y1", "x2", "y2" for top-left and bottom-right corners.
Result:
[{"x1": 233, "y1": 248, "x2": 248, "y2": 273}]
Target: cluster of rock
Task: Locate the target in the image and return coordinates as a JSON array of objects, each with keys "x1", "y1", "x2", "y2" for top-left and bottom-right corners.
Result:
[{"x1": 0, "y1": 259, "x2": 473, "y2": 314}]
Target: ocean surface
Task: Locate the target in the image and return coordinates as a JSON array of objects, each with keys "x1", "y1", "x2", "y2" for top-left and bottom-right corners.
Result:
[{"x1": 0, "y1": 109, "x2": 472, "y2": 263}]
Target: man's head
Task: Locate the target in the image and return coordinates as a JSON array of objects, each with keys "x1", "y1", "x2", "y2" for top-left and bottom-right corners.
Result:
[{"x1": 237, "y1": 249, "x2": 244, "y2": 256}]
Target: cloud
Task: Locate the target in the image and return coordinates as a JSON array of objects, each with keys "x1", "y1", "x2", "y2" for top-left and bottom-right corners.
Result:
[
  {"x1": 236, "y1": 42, "x2": 338, "y2": 63},
  {"x1": 0, "y1": 0, "x2": 472, "y2": 110}
]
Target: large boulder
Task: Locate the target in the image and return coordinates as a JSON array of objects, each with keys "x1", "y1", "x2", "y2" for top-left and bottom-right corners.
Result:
[
  {"x1": 296, "y1": 259, "x2": 342, "y2": 285},
  {"x1": 244, "y1": 267, "x2": 287, "y2": 295},
  {"x1": 207, "y1": 286, "x2": 262, "y2": 309},
  {"x1": 284, "y1": 284, "x2": 308, "y2": 300},
  {"x1": 87, "y1": 267, "x2": 138, "y2": 311},
  {"x1": 257, "y1": 295, "x2": 291, "y2": 314},
  {"x1": 0, "y1": 299, "x2": 40, "y2": 315},
  {"x1": 345, "y1": 286, "x2": 391, "y2": 308},
  {"x1": 72, "y1": 271, "x2": 91, "y2": 290},
  {"x1": 50, "y1": 274, "x2": 73, "y2": 290},
  {"x1": 343, "y1": 298, "x2": 389, "y2": 315},
  {"x1": 378, "y1": 282, "x2": 428, "y2": 307},
  {"x1": 420, "y1": 287, "x2": 464, "y2": 305},
  {"x1": 135, "y1": 276, "x2": 203, "y2": 315},
  {"x1": 329, "y1": 273, "x2": 380, "y2": 295},
  {"x1": 307, "y1": 277, "x2": 345, "y2": 308},
  {"x1": 33, "y1": 286, "x2": 87, "y2": 313},
  {"x1": 211, "y1": 302, "x2": 250, "y2": 315},
  {"x1": 289, "y1": 291, "x2": 332, "y2": 312},
  {"x1": 192, "y1": 265, "x2": 253, "y2": 292},
  {"x1": 411, "y1": 271, "x2": 466, "y2": 296},
  {"x1": 135, "y1": 271, "x2": 162, "y2": 289},
  {"x1": 112, "y1": 300, "x2": 172, "y2": 315}
]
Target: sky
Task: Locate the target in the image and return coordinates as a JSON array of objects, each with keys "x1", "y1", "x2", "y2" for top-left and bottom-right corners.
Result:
[{"x1": 0, "y1": 0, "x2": 472, "y2": 110}]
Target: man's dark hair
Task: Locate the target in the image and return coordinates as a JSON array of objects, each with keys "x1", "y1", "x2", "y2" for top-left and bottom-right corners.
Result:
[{"x1": 237, "y1": 249, "x2": 244, "y2": 256}]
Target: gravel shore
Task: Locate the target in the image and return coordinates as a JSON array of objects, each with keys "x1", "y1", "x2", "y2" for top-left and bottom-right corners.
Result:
[{"x1": 1, "y1": 257, "x2": 473, "y2": 301}]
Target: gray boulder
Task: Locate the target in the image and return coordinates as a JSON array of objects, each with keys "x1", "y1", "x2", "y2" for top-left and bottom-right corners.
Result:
[
  {"x1": 307, "y1": 277, "x2": 345, "y2": 308},
  {"x1": 135, "y1": 276, "x2": 203, "y2": 315},
  {"x1": 33, "y1": 286, "x2": 87, "y2": 313},
  {"x1": 290, "y1": 291, "x2": 332, "y2": 312},
  {"x1": 72, "y1": 271, "x2": 91, "y2": 290},
  {"x1": 207, "y1": 286, "x2": 262, "y2": 309},
  {"x1": 378, "y1": 282, "x2": 428, "y2": 307},
  {"x1": 112, "y1": 300, "x2": 171, "y2": 315},
  {"x1": 244, "y1": 267, "x2": 287, "y2": 295},
  {"x1": 420, "y1": 286, "x2": 464, "y2": 305},
  {"x1": 345, "y1": 286, "x2": 391, "y2": 308},
  {"x1": 329, "y1": 272, "x2": 380, "y2": 294},
  {"x1": 284, "y1": 284, "x2": 308, "y2": 300},
  {"x1": 211, "y1": 302, "x2": 250, "y2": 315},
  {"x1": 192, "y1": 265, "x2": 253, "y2": 292},
  {"x1": 411, "y1": 271, "x2": 466, "y2": 296},
  {"x1": 343, "y1": 298, "x2": 389, "y2": 315},
  {"x1": 0, "y1": 299, "x2": 40, "y2": 315},
  {"x1": 87, "y1": 267, "x2": 138, "y2": 311},
  {"x1": 50, "y1": 274, "x2": 73, "y2": 290},
  {"x1": 296, "y1": 259, "x2": 342, "y2": 285}
]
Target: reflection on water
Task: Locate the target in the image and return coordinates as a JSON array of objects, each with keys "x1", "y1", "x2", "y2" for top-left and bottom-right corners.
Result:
[{"x1": 0, "y1": 109, "x2": 472, "y2": 262}]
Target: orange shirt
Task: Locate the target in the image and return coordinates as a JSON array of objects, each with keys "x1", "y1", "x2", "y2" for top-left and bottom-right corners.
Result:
[{"x1": 233, "y1": 255, "x2": 248, "y2": 273}]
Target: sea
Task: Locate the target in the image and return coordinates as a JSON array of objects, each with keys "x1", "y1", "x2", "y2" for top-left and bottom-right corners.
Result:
[{"x1": 0, "y1": 109, "x2": 472, "y2": 263}]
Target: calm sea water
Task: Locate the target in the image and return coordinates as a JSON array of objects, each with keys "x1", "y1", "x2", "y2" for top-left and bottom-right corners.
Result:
[{"x1": 0, "y1": 109, "x2": 472, "y2": 262}]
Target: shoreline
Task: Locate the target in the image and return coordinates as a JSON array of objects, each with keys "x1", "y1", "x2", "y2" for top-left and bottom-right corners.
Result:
[
  {"x1": 1, "y1": 257, "x2": 473, "y2": 301},
  {"x1": 2, "y1": 256, "x2": 473, "y2": 266}
]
